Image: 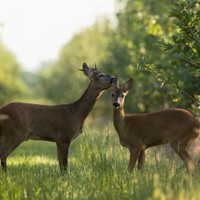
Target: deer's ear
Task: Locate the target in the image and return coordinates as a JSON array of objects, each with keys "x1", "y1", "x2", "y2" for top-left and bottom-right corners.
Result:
[
  {"x1": 112, "y1": 76, "x2": 119, "y2": 88},
  {"x1": 82, "y1": 63, "x2": 93, "y2": 77},
  {"x1": 124, "y1": 78, "x2": 133, "y2": 92}
]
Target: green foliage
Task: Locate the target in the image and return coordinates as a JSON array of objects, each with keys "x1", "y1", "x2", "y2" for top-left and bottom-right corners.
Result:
[
  {"x1": 0, "y1": 44, "x2": 24, "y2": 105},
  {"x1": 1, "y1": 125, "x2": 200, "y2": 200},
  {"x1": 40, "y1": 22, "x2": 112, "y2": 103},
  {"x1": 163, "y1": 0, "x2": 200, "y2": 74},
  {"x1": 106, "y1": 0, "x2": 200, "y2": 113},
  {"x1": 105, "y1": 0, "x2": 177, "y2": 112},
  {"x1": 19, "y1": 70, "x2": 52, "y2": 103},
  {"x1": 109, "y1": 0, "x2": 172, "y2": 69},
  {"x1": 156, "y1": 0, "x2": 200, "y2": 113}
]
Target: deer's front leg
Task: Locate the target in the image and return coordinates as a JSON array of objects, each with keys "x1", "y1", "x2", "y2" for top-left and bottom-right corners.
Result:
[
  {"x1": 56, "y1": 141, "x2": 70, "y2": 171},
  {"x1": 128, "y1": 147, "x2": 140, "y2": 172}
]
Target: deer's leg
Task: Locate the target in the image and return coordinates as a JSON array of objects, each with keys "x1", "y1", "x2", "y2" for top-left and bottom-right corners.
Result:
[
  {"x1": 137, "y1": 149, "x2": 146, "y2": 170},
  {"x1": 0, "y1": 146, "x2": 7, "y2": 172},
  {"x1": 0, "y1": 135, "x2": 24, "y2": 172},
  {"x1": 171, "y1": 144, "x2": 196, "y2": 173},
  {"x1": 128, "y1": 147, "x2": 140, "y2": 172},
  {"x1": 56, "y1": 142, "x2": 70, "y2": 171},
  {"x1": 178, "y1": 150, "x2": 196, "y2": 173},
  {"x1": 1, "y1": 156, "x2": 7, "y2": 172}
]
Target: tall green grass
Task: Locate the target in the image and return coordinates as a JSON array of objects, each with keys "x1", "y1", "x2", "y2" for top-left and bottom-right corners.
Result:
[{"x1": 0, "y1": 123, "x2": 200, "y2": 200}]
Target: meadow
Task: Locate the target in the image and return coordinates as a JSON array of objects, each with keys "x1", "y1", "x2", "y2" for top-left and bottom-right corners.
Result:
[{"x1": 0, "y1": 122, "x2": 200, "y2": 200}]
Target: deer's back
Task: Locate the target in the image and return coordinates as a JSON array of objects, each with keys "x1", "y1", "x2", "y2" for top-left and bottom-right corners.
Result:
[
  {"x1": 0, "y1": 102, "x2": 72, "y2": 122},
  {"x1": 0, "y1": 102, "x2": 82, "y2": 142},
  {"x1": 124, "y1": 108, "x2": 199, "y2": 147}
]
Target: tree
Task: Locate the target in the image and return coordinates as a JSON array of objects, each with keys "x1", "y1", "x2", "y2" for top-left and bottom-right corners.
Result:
[
  {"x1": 0, "y1": 44, "x2": 24, "y2": 104},
  {"x1": 106, "y1": 0, "x2": 175, "y2": 112},
  {"x1": 106, "y1": 0, "x2": 200, "y2": 113},
  {"x1": 158, "y1": 0, "x2": 200, "y2": 112}
]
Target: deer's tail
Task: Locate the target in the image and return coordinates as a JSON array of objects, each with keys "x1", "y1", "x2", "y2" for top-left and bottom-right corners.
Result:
[{"x1": 195, "y1": 119, "x2": 200, "y2": 135}]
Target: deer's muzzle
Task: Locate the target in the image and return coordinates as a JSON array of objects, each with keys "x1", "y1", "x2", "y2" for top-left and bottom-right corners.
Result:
[{"x1": 113, "y1": 102, "x2": 120, "y2": 108}]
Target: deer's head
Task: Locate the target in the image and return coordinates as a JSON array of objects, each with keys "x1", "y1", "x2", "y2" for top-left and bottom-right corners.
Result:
[
  {"x1": 81, "y1": 63, "x2": 114, "y2": 90},
  {"x1": 111, "y1": 76, "x2": 133, "y2": 109}
]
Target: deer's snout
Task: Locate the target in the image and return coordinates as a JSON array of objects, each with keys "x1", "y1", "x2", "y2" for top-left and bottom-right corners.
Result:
[{"x1": 113, "y1": 102, "x2": 120, "y2": 108}]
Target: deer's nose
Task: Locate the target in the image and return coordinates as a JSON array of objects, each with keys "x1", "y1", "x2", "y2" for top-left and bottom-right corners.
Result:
[{"x1": 113, "y1": 102, "x2": 120, "y2": 108}]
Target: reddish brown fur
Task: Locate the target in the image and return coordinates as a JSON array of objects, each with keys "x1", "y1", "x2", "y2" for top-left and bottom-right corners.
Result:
[
  {"x1": 112, "y1": 77, "x2": 200, "y2": 173},
  {"x1": 0, "y1": 63, "x2": 114, "y2": 172}
]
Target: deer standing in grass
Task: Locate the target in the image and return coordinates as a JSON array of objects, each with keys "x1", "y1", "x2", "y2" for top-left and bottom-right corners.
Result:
[
  {"x1": 111, "y1": 77, "x2": 200, "y2": 173},
  {"x1": 0, "y1": 63, "x2": 114, "y2": 172}
]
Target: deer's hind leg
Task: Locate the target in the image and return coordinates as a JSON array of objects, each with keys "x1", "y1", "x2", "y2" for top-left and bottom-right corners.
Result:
[
  {"x1": 137, "y1": 149, "x2": 146, "y2": 170},
  {"x1": 0, "y1": 139, "x2": 24, "y2": 172},
  {"x1": 170, "y1": 142, "x2": 196, "y2": 173},
  {"x1": 0, "y1": 130, "x2": 25, "y2": 172},
  {"x1": 0, "y1": 154, "x2": 7, "y2": 172},
  {"x1": 0, "y1": 140, "x2": 7, "y2": 172}
]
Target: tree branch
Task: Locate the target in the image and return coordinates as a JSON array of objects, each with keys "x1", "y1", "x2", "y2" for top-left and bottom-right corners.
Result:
[
  {"x1": 144, "y1": 65, "x2": 200, "y2": 107},
  {"x1": 180, "y1": 58, "x2": 200, "y2": 70}
]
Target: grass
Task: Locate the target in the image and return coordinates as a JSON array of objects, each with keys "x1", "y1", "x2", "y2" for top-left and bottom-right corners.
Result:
[{"x1": 0, "y1": 122, "x2": 200, "y2": 200}]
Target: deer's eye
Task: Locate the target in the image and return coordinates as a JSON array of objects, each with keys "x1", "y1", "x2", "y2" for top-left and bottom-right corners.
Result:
[
  {"x1": 112, "y1": 94, "x2": 115, "y2": 97},
  {"x1": 121, "y1": 94, "x2": 124, "y2": 98},
  {"x1": 98, "y1": 74, "x2": 104, "y2": 78}
]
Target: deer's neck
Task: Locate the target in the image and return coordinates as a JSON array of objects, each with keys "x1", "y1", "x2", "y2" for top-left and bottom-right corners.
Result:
[
  {"x1": 113, "y1": 107, "x2": 126, "y2": 136},
  {"x1": 74, "y1": 84, "x2": 103, "y2": 121}
]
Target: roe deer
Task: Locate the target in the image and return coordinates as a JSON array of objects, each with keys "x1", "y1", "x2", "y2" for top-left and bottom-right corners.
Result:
[
  {"x1": 111, "y1": 77, "x2": 200, "y2": 173},
  {"x1": 0, "y1": 62, "x2": 114, "y2": 172}
]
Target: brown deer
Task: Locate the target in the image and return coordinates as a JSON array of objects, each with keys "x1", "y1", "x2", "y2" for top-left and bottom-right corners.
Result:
[
  {"x1": 0, "y1": 62, "x2": 114, "y2": 172},
  {"x1": 111, "y1": 76, "x2": 200, "y2": 173}
]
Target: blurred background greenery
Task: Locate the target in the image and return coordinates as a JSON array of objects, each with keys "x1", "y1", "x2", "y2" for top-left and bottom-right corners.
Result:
[{"x1": 0, "y1": 0, "x2": 199, "y2": 122}]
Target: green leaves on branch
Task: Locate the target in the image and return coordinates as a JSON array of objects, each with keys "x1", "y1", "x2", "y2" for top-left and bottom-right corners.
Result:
[
  {"x1": 160, "y1": 0, "x2": 200, "y2": 73},
  {"x1": 143, "y1": 64, "x2": 199, "y2": 107}
]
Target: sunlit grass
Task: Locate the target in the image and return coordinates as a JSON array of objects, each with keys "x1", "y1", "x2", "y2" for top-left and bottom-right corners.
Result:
[
  {"x1": 9, "y1": 156, "x2": 57, "y2": 167},
  {"x1": 0, "y1": 123, "x2": 200, "y2": 200}
]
